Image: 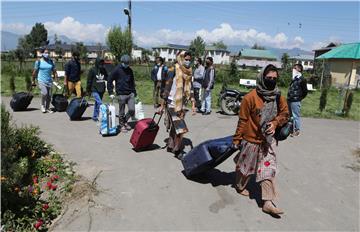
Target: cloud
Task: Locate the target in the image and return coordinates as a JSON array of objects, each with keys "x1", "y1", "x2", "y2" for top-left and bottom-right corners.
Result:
[
  {"x1": 44, "y1": 17, "x2": 109, "y2": 43},
  {"x1": 1, "y1": 23, "x2": 32, "y2": 34},
  {"x1": 134, "y1": 23, "x2": 305, "y2": 49}
]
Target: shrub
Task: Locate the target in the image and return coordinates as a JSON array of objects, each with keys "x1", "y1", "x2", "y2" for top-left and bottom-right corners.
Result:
[
  {"x1": 319, "y1": 88, "x2": 328, "y2": 112},
  {"x1": 343, "y1": 91, "x2": 354, "y2": 117}
]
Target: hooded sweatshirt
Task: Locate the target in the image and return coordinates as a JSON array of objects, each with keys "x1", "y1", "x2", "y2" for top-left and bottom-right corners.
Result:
[{"x1": 87, "y1": 58, "x2": 108, "y2": 93}]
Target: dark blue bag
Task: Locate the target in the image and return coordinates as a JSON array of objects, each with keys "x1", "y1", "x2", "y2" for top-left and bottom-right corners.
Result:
[
  {"x1": 66, "y1": 97, "x2": 88, "y2": 120},
  {"x1": 182, "y1": 136, "x2": 235, "y2": 177}
]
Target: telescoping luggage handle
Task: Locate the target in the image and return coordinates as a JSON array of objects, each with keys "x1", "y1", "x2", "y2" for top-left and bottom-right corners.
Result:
[{"x1": 152, "y1": 111, "x2": 163, "y2": 126}]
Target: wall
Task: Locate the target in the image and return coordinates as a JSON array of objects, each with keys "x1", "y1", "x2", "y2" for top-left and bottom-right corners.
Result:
[{"x1": 329, "y1": 59, "x2": 360, "y2": 87}]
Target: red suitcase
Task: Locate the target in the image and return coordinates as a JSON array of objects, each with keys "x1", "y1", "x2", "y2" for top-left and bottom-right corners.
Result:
[{"x1": 130, "y1": 113, "x2": 162, "y2": 151}]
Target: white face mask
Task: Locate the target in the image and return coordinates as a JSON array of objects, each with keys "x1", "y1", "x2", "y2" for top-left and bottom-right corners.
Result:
[
  {"x1": 292, "y1": 69, "x2": 301, "y2": 79},
  {"x1": 43, "y1": 53, "x2": 49, "y2": 58},
  {"x1": 183, "y1": 60, "x2": 191, "y2": 68}
]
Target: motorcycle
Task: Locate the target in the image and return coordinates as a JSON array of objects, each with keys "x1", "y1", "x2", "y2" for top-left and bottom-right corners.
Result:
[{"x1": 219, "y1": 87, "x2": 247, "y2": 115}]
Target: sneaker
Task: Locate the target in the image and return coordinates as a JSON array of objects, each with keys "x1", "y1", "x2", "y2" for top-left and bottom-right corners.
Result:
[
  {"x1": 124, "y1": 123, "x2": 132, "y2": 131},
  {"x1": 293, "y1": 130, "x2": 300, "y2": 136},
  {"x1": 46, "y1": 109, "x2": 54, "y2": 114},
  {"x1": 120, "y1": 126, "x2": 128, "y2": 133},
  {"x1": 41, "y1": 105, "x2": 46, "y2": 113}
]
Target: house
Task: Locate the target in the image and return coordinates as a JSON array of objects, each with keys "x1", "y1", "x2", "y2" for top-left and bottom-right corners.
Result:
[
  {"x1": 289, "y1": 54, "x2": 314, "y2": 71},
  {"x1": 36, "y1": 44, "x2": 142, "y2": 61},
  {"x1": 204, "y1": 46, "x2": 230, "y2": 64},
  {"x1": 152, "y1": 43, "x2": 231, "y2": 64},
  {"x1": 152, "y1": 44, "x2": 189, "y2": 62},
  {"x1": 313, "y1": 42, "x2": 339, "y2": 59},
  {"x1": 237, "y1": 48, "x2": 281, "y2": 68},
  {"x1": 316, "y1": 42, "x2": 360, "y2": 88}
]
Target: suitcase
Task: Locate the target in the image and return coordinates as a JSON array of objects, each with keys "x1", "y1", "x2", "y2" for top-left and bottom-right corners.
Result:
[
  {"x1": 66, "y1": 97, "x2": 88, "y2": 120},
  {"x1": 10, "y1": 92, "x2": 33, "y2": 111},
  {"x1": 99, "y1": 103, "x2": 118, "y2": 136},
  {"x1": 130, "y1": 113, "x2": 162, "y2": 151},
  {"x1": 181, "y1": 136, "x2": 236, "y2": 177},
  {"x1": 51, "y1": 92, "x2": 68, "y2": 112}
]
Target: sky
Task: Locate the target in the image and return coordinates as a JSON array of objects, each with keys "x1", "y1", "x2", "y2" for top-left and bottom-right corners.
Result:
[{"x1": 1, "y1": 1, "x2": 359, "y2": 51}]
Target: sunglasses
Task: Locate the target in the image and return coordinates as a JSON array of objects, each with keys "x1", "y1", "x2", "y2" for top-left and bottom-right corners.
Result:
[{"x1": 265, "y1": 76, "x2": 277, "y2": 80}]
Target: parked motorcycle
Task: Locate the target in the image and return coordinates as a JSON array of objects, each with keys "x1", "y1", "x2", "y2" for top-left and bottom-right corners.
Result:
[{"x1": 219, "y1": 87, "x2": 247, "y2": 115}]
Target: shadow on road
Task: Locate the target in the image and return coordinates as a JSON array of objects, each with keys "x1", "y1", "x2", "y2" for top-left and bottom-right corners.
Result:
[{"x1": 183, "y1": 169, "x2": 235, "y2": 187}]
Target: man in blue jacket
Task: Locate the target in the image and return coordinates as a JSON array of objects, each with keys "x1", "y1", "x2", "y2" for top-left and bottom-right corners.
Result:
[
  {"x1": 108, "y1": 55, "x2": 137, "y2": 133},
  {"x1": 151, "y1": 57, "x2": 168, "y2": 109}
]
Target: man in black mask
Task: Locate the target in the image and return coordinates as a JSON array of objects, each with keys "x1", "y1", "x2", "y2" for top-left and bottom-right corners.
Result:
[{"x1": 64, "y1": 50, "x2": 82, "y2": 97}]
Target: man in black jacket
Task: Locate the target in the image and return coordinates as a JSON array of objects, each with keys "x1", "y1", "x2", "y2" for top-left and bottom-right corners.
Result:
[
  {"x1": 287, "y1": 63, "x2": 308, "y2": 136},
  {"x1": 151, "y1": 57, "x2": 168, "y2": 109},
  {"x1": 107, "y1": 55, "x2": 137, "y2": 133}
]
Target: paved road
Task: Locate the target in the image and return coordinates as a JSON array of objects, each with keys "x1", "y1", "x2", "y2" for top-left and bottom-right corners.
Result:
[{"x1": 3, "y1": 96, "x2": 359, "y2": 231}]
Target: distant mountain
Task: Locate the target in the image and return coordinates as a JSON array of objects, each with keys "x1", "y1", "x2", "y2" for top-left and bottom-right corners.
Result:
[
  {"x1": 1, "y1": 31, "x2": 76, "y2": 51},
  {"x1": 1, "y1": 31, "x2": 21, "y2": 51},
  {"x1": 227, "y1": 44, "x2": 314, "y2": 60}
]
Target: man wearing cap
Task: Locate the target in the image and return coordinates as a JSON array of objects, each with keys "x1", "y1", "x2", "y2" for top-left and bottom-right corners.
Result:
[{"x1": 107, "y1": 54, "x2": 137, "y2": 132}]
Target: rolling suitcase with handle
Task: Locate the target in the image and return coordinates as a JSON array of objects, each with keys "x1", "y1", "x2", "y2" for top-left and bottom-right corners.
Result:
[
  {"x1": 10, "y1": 92, "x2": 33, "y2": 111},
  {"x1": 130, "y1": 112, "x2": 162, "y2": 151},
  {"x1": 181, "y1": 136, "x2": 236, "y2": 177},
  {"x1": 99, "y1": 101, "x2": 118, "y2": 136},
  {"x1": 66, "y1": 97, "x2": 88, "y2": 120}
]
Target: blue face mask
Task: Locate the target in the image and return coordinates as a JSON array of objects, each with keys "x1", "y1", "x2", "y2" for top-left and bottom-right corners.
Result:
[
  {"x1": 184, "y1": 60, "x2": 191, "y2": 68},
  {"x1": 43, "y1": 53, "x2": 49, "y2": 59},
  {"x1": 122, "y1": 63, "x2": 129, "y2": 68}
]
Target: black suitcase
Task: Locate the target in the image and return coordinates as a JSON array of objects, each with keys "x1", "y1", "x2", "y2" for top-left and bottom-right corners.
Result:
[
  {"x1": 66, "y1": 97, "x2": 88, "y2": 120},
  {"x1": 52, "y1": 93, "x2": 68, "y2": 112},
  {"x1": 10, "y1": 92, "x2": 33, "y2": 111},
  {"x1": 181, "y1": 136, "x2": 236, "y2": 177}
]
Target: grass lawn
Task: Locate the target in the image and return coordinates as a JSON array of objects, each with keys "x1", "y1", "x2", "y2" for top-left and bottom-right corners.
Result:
[{"x1": 1, "y1": 63, "x2": 359, "y2": 121}]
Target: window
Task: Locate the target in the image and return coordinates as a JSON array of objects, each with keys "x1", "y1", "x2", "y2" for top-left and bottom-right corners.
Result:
[{"x1": 304, "y1": 61, "x2": 308, "y2": 65}]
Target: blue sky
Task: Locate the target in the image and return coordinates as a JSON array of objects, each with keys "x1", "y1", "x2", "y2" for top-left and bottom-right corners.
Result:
[{"x1": 1, "y1": 1, "x2": 359, "y2": 50}]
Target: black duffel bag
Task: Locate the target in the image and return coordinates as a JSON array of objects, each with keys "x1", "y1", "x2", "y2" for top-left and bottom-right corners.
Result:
[
  {"x1": 51, "y1": 88, "x2": 68, "y2": 112},
  {"x1": 10, "y1": 92, "x2": 33, "y2": 111}
]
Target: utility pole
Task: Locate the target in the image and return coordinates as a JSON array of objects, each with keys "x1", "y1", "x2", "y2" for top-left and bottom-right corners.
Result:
[{"x1": 124, "y1": 0, "x2": 132, "y2": 36}]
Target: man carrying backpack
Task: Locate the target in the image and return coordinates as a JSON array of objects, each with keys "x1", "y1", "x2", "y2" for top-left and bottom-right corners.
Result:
[{"x1": 287, "y1": 63, "x2": 308, "y2": 137}]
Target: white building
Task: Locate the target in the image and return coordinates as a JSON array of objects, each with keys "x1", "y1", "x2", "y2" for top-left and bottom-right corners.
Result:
[
  {"x1": 289, "y1": 54, "x2": 314, "y2": 71},
  {"x1": 204, "y1": 46, "x2": 230, "y2": 64},
  {"x1": 152, "y1": 44, "x2": 231, "y2": 64}
]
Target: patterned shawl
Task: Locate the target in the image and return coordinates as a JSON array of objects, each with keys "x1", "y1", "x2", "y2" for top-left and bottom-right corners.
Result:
[{"x1": 174, "y1": 51, "x2": 192, "y2": 112}]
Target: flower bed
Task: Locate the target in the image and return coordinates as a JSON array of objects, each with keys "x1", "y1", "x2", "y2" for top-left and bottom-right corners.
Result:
[{"x1": 1, "y1": 105, "x2": 76, "y2": 231}]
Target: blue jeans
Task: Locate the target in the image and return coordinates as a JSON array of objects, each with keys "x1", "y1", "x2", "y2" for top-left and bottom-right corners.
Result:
[
  {"x1": 290, "y1": 101, "x2": 301, "y2": 131},
  {"x1": 92, "y1": 92, "x2": 104, "y2": 120},
  {"x1": 201, "y1": 89, "x2": 212, "y2": 113}
]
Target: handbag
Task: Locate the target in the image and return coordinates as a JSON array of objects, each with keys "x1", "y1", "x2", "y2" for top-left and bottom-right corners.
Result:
[{"x1": 274, "y1": 94, "x2": 293, "y2": 141}]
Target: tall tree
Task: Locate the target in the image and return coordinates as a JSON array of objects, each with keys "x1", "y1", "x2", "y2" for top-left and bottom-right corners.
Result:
[
  {"x1": 281, "y1": 53, "x2": 290, "y2": 70},
  {"x1": 212, "y1": 41, "x2": 227, "y2": 50},
  {"x1": 189, "y1": 36, "x2": 206, "y2": 59},
  {"x1": 251, "y1": 43, "x2": 265, "y2": 50},
  {"x1": 15, "y1": 36, "x2": 32, "y2": 70},
  {"x1": 54, "y1": 34, "x2": 64, "y2": 59},
  {"x1": 28, "y1": 23, "x2": 48, "y2": 56},
  {"x1": 106, "y1": 26, "x2": 132, "y2": 62},
  {"x1": 73, "y1": 42, "x2": 88, "y2": 61}
]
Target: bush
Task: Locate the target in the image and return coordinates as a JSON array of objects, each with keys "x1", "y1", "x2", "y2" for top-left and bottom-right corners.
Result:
[
  {"x1": 319, "y1": 88, "x2": 328, "y2": 112},
  {"x1": 1, "y1": 105, "x2": 75, "y2": 231},
  {"x1": 278, "y1": 71, "x2": 292, "y2": 87},
  {"x1": 343, "y1": 91, "x2": 354, "y2": 117}
]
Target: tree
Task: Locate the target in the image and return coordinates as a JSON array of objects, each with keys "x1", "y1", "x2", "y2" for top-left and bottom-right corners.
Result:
[
  {"x1": 28, "y1": 23, "x2": 48, "y2": 56},
  {"x1": 54, "y1": 34, "x2": 64, "y2": 59},
  {"x1": 251, "y1": 43, "x2": 265, "y2": 50},
  {"x1": 281, "y1": 53, "x2": 290, "y2": 71},
  {"x1": 141, "y1": 48, "x2": 152, "y2": 63},
  {"x1": 189, "y1": 36, "x2": 206, "y2": 59},
  {"x1": 229, "y1": 57, "x2": 239, "y2": 81},
  {"x1": 15, "y1": 36, "x2": 32, "y2": 70},
  {"x1": 72, "y1": 42, "x2": 88, "y2": 61},
  {"x1": 106, "y1": 26, "x2": 132, "y2": 62},
  {"x1": 212, "y1": 41, "x2": 227, "y2": 50}
]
